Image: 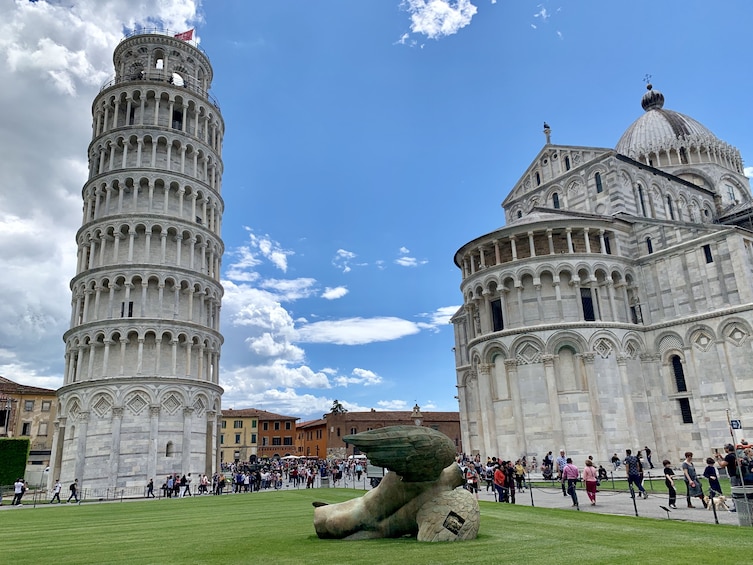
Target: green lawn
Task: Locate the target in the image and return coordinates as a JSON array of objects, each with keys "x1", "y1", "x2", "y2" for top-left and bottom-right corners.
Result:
[{"x1": 0, "y1": 488, "x2": 749, "y2": 565}]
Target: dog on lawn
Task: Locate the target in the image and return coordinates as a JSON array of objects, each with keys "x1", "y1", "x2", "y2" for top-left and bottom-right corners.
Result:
[{"x1": 703, "y1": 494, "x2": 729, "y2": 511}]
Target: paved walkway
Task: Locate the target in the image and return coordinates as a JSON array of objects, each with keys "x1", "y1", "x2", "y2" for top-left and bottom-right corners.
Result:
[{"x1": 476, "y1": 482, "x2": 744, "y2": 526}]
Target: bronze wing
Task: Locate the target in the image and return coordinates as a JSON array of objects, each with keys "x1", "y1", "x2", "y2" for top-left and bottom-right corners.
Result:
[{"x1": 343, "y1": 425, "x2": 456, "y2": 482}]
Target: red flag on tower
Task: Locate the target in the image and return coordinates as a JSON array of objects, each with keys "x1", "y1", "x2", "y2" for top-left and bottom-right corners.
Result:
[{"x1": 174, "y1": 29, "x2": 194, "y2": 41}]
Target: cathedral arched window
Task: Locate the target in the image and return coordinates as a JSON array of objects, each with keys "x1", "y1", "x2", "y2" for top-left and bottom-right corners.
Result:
[
  {"x1": 646, "y1": 237, "x2": 653, "y2": 254},
  {"x1": 552, "y1": 193, "x2": 560, "y2": 209},
  {"x1": 666, "y1": 195, "x2": 675, "y2": 220},
  {"x1": 517, "y1": 210, "x2": 523, "y2": 219},
  {"x1": 595, "y1": 172, "x2": 603, "y2": 193},
  {"x1": 638, "y1": 185, "x2": 647, "y2": 217},
  {"x1": 565, "y1": 156, "x2": 571, "y2": 171},
  {"x1": 166, "y1": 441, "x2": 175, "y2": 457},
  {"x1": 535, "y1": 172, "x2": 541, "y2": 186},
  {"x1": 680, "y1": 147, "x2": 689, "y2": 164}
]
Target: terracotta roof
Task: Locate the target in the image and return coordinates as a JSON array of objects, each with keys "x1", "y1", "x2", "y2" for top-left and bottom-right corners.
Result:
[
  {"x1": 297, "y1": 418, "x2": 326, "y2": 428},
  {"x1": 222, "y1": 407, "x2": 299, "y2": 420},
  {"x1": 0, "y1": 376, "x2": 56, "y2": 396},
  {"x1": 326, "y1": 410, "x2": 459, "y2": 422}
]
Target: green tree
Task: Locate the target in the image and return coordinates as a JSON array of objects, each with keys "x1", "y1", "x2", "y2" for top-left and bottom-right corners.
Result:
[{"x1": 330, "y1": 400, "x2": 347, "y2": 414}]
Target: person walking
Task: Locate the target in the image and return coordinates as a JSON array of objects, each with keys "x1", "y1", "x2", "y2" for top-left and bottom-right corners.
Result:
[
  {"x1": 582, "y1": 459, "x2": 598, "y2": 505},
  {"x1": 644, "y1": 446, "x2": 654, "y2": 469},
  {"x1": 681, "y1": 452, "x2": 706, "y2": 508},
  {"x1": 50, "y1": 478, "x2": 62, "y2": 503},
  {"x1": 703, "y1": 457, "x2": 723, "y2": 496},
  {"x1": 663, "y1": 460, "x2": 677, "y2": 509},
  {"x1": 624, "y1": 449, "x2": 648, "y2": 499},
  {"x1": 67, "y1": 479, "x2": 79, "y2": 503},
  {"x1": 146, "y1": 478, "x2": 155, "y2": 498},
  {"x1": 555, "y1": 450, "x2": 568, "y2": 497},
  {"x1": 562, "y1": 458, "x2": 580, "y2": 507},
  {"x1": 493, "y1": 464, "x2": 506, "y2": 503},
  {"x1": 12, "y1": 478, "x2": 25, "y2": 506}
]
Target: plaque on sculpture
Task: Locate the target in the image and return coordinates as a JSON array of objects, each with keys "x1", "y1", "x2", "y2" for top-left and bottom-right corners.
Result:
[{"x1": 312, "y1": 425, "x2": 480, "y2": 542}]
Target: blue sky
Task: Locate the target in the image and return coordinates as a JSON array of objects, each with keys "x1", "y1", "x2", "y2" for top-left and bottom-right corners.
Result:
[{"x1": 1, "y1": 0, "x2": 752, "y2": 420}]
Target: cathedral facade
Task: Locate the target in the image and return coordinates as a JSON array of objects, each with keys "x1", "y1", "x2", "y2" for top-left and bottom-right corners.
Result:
[
  {"x1": 452, "y1": 85, "x2": 753, "y2": 463},
  {"x1": 49, "y1": 30, "x2": 225, "y2": 492}
]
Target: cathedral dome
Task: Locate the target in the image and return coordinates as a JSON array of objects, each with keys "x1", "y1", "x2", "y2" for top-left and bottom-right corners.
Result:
[{"x1": 615, "y1": 85, "x2": 743, "y2": 174}]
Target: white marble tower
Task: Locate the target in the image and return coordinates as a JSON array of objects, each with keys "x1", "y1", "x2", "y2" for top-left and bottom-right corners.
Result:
[{"x1": 50, "y1": 30, "x2": 225, "y2": 493}]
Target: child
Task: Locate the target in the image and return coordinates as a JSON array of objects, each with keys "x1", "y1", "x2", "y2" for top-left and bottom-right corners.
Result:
[
  {"x1": 703, "y1": 457, "x2": 723, "y2": 495},
  {"x1": 663, "y1": 459, "x2": 677, "y2": 509}
]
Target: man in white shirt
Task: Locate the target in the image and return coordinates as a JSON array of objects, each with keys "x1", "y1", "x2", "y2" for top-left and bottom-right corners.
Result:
[{"x1": 50, "y1": 479, "x2": 62, "y2": 503}]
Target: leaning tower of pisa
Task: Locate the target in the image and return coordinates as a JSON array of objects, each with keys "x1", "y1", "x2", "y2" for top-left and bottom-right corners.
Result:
[{"x1": 50, "y1": 30, "x2": 225, "y2": 493}]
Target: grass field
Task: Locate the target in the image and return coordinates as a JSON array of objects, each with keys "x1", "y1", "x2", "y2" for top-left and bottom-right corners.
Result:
[{"x1": 1, "y1": 488, "x2": 749, "y2": 565}]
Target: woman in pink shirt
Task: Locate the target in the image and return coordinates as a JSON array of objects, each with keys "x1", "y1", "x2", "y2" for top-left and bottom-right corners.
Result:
[{"x1": 582, "y1": 459, "x2": 598, "y2": 505}]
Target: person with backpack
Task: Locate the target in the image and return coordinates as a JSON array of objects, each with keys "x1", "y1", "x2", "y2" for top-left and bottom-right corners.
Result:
[
  {"x1": 624, "y1": 449, "x2": 648, "y2": 499},
  {"x1": 67, "y1": 478, "x2": 79, "y2": 503}
]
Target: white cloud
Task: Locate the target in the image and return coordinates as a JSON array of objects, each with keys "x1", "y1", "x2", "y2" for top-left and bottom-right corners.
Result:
[
  {"x1": 244, "y1": 228, "x2": 294, "y2": 272},
  {"x1": 376, "y1": 399, "x2": 410, "y2": 410},
  {"x1": 333, "y1": 367, "x2": 383, "y2": 387},
  {"x1": 0, "y1": 0, "x2": 200, "y2": 388},
  {"x1": 395, "y1": 246, "x2": 428, "y2": 267},
  {"x1": 297, "y1": 317, "x2": 421, "y2": 345},
  {"x1": 534, "y1": 5, "x2": 550, "y2": 20},
  {"x1": 321, "y1": 286, "x2": 349, "y2": 300},
  {"x1": 418, "y1": 305, "x2": 461, "y2": 328},
  {"x1": 332, "y1": 248, "x2": 357, "y2": 272},
  {"x1": 401, "y1": 0, "x2": 478, "y2": 41},
  {"x1": 745, "y1": 167, "x2": 753, "y2": 178}
]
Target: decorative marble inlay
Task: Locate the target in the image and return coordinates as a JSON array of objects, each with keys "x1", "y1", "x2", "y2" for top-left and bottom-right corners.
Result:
[
  {"x1": 593, "y1": 338, "x2": 613, "y2": 359},
  {"x1": 725, "y1": 324, "x2": 748, "y2": 347},
  {"x1": 193, "y1": 397, "x2": 206, "y2": 414},
  {"x1": 92, "y1": 395, "x2": 112, "y2": 418},
  {"x1": 162, "y1": 393, "x2": 181, "y2": 415},
  {"x1": 126, "y1": 393, "x2": 147, "y2": 415},
  {"x1": 692, "y1": 330, "x2": 714, "y2": 352},
  {"x1": 516, "y1": 343, "x2": 541, "y2": 365}
]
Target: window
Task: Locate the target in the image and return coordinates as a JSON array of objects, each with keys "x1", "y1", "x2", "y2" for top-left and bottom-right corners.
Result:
[
  {"x1": 535, "y1": 172, "x2": 541, "y2": 186},
  {"x1": 491, "y1": 298, "x2": 504, "y2": 332},
  {"x1": 595, "y1": 172, "x2": 603, "y2": 193},
  {"x1": 671, "y1": 355, "x2": 687, "y2": 392},
  {"x1": 285, "y1": 422, "x2": 291, "y2": 430},
  {"x1": 703, "y1": 244, "x2": 713, "y2": 263},
  {"x1": 172, "y1": 109, "x2": 183, "y2": 130},
  {"x1": 262, "y1": 437, "x2": 268, "y2": 446},
  {"x1": 41, "y1": 401, "x2": 51, "y2": 412},
  {"x1": 251, "y1": 433, "x2": 257, "y2": 443},
  {"x1": 517, "y1": 211, "x2": 523, "y2": 219},
  {"x1": 0, "y1": 410, "x2": 7, "y2": 427},
  {"x1": 336, "y1": 428, "x2": 341, "y2": 437},
  {"x1": 252, "y1": 420, "x2": 257, "y2": 428},
  {"x1": 120, "y1": 301, "x2": 134, "y2": 318},
  {"x1": 38, "y1": 422, "x2": 48, "y2": 436},
  {"x1": 233, "y1": 420, "x2": 242, "y2": 429},
  {"x1": 272, "y1": 437, "x2": 282, "y2": 446},
  {"x1": 680, "y1": 147, "x2": 688, "y2": 164},
  {"x1": 727, "y1": 185, "x2": 735, "y2": 202},
  {"x1": 604, "y1": 235, "x2": 612, "y2": 255},
  {"x1": 220, "y1": 434, "x2": 224, "y2": 444},
  {"x1": 263, "y1": 422, "x2": 268, "y2": 431},
  {"x1": 235, "y1": 434, "x2": 241, "y2": 444},
  {"x1": 552, "y1": 193, "x2": 560, "y2": 209},
  {"x1": 638, "y1": 185, "x2": 647, "y2": 217},
  {"x1": 274, "y1": 422, "x2": 280, "y2": 431},
  {"x1": 667, "y1": 195, "x2": 675, "y2": 220},
  {"x1": 128, "y1": 106, "x2": 136, "y2": 125},
  {"x1": 284, "y1": 437, "x2": 293, "y2": 445},
  {"x1": 24, "y1": 400, "x2": 34, "y2": 412},
  {"x1": 21, "y1": 422, "x2": 31, "y2": 436},
  {"x1": 678, "y1": 398, "x2": 693, "y2": 423},
  {"x1": 221, "y1": 420, "x2": 226, "y2": 429},
  {"x1": 565, "y1": 156, "x2": 571, "y2": 171},
  {"x1": 581, "y1": 288, "x2": 595, "y2": 321},
  {"x1": 350, "y1": 427, "x2": 357, "y2": 435},
  {"x1": 630, "y1": 304, "x2": 642, "y2": 324},
  {"x1": 166, "y1": 441, "x2": 174, "y2": 456},
  {"x1": 646, "y1": 237, "x2": 653, "y2": 254}
]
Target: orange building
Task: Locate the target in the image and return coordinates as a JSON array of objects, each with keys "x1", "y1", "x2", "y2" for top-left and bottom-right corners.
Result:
[
  {"x1": 296, "y1": 418, "x2": 327, "y2": 458},
  {"x1": 221, "y1": 408, "x2": 298, "y2": 462}
]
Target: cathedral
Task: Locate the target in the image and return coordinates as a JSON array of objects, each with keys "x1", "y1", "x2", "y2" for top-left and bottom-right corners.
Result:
[{"x1": 452, "y1": 84, "x2": 753, "y2": 463}]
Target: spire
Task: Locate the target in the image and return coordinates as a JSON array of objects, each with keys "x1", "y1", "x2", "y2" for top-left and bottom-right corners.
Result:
[{"x1": 543, "y1": 122, "x2": 551, "y2": 144}]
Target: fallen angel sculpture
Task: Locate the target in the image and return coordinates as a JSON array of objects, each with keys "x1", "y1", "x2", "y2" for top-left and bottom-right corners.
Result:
[{"x1": 313, "y1": 425, "x2": 480, "y2": 542}]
